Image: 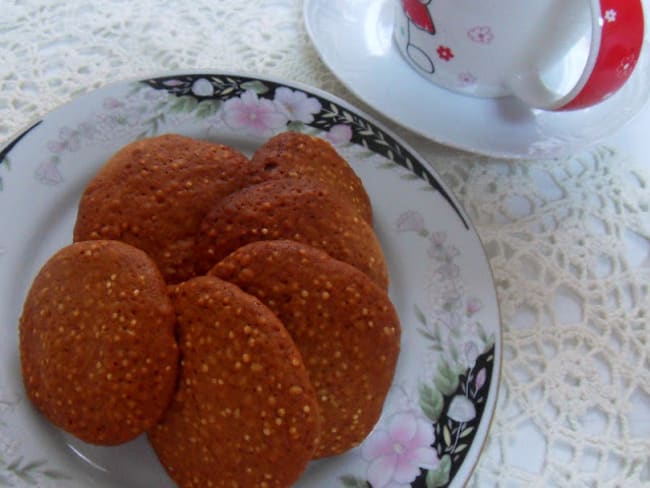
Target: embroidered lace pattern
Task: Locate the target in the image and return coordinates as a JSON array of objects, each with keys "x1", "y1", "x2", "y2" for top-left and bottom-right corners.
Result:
[{"x1": 1, "y1": 1, "x2": 648, "y2": 486}]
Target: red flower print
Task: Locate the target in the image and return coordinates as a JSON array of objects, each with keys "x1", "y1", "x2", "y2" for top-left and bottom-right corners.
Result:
[{"x1": 437, "y1": 45, "x2": 454, "y2": 61}]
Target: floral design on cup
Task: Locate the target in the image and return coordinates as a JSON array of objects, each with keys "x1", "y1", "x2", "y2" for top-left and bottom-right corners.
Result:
[
  {"x1": 467, "y1": 26, "x2": 494, "y2": 44},
  {"x1": 394, "y1": 0, "x2": 644, "y2": 109},
  {"x1": 437, "y1": 46, "x2": 454, "y2": 61},
  {"x1": 604, "y1": 9, "x2": 617, "y2": 23},
  {"x1": 458, "y1": 72, "x2": 477, "y2": 87}
]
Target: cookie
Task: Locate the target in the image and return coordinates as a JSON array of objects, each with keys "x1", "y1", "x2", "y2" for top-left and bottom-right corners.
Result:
[
  {"x1": 19, "y1": 240, "x2": 178, "y2": 445},
  {"x1": 210, "y1": 240, "x2": 400, "y2": 458},
  {"x1": 73, "y1": 134, "x2": 252, "y2": 283},
  {"x1": 196, "y1": 178, "x2": 388, "y2": 289},
  {"x1": 250, "y1": 131, "x2": 373, "y2": 223},
  {"x1": 149, "y1": 276, "x2": 320, "y2": 487}
]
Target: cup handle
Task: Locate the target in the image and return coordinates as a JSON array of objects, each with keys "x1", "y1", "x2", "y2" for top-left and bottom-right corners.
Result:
[{"x1": 508, "y1": 0, "x2": 645, "y2": 111}]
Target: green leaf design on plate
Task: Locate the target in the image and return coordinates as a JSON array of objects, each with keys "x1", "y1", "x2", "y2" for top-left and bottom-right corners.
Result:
[
  {"x1": 378, "y1": 162, "x2": 397, "y2": 169},
  {"x1": 434, "y1": 358, "x2": 459, "y2": 397},
  {"x1": 169, "y1": 95, "x2": 198, "y2": 113},
  {"x1": 196, "y1": 99, "x2": 222, "y2": 119},
  {"x1": 460, "y1": 426, "x2": 474, "y2": 438},
  {"x1": 414, "y1": 304, "x2": 427, "y2": 326},
  {"x1": 442, "y1": 424, "x2": 452, "y2": 447},
  {"x1": 240, "y1": 80, "x2": 269, "y2": 95},
  {"x1": 2, "y1": 456, "x2": 71, "y2": 485},
  {"x1": 339, "y1": 475, "x2": 370, "y2": 488},
  {"x1": 425, "y1": 454, "x2": 451, "y2": 488},
  {"x1": 287, "y1": 120, "x2": 306, "y2": 132},
  {"x1": 419, "y1": 383, "x2": 444, "y2": 422},
  {"x1": 476, "y1": 321, "x2": 494, "y2": 348}
]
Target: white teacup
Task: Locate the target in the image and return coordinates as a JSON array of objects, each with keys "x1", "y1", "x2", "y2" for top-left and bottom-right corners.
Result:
[{"x1": 394, "y1": 0, "x2": 645, "y2": 110}]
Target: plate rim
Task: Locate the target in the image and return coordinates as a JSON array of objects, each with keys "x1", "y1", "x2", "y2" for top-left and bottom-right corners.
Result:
[{"x1": 0, "y1": 70, "x2": 503, "y2": 488}]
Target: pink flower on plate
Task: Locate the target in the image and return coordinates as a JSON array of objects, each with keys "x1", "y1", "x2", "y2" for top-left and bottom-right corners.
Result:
[
  {"x1": 467, "y1": 26, "x2": 494, "y2": 44},
  {"x1": 35, "y1": 158, "x2": 63, "y2": 185},
  {"x1": 362, "y1": 412, "x2": 439, "y2": 488},
  {"x1": 221, "y1": 89, "x2": 288, "y2": 137},
  {"x1": 103, "y1": 97, "x2": 124, "y2": 110},
  {"x1": 46, "y1": 127, "x2": 81, "y2": 154},
  {"x1": 396, "y1": 210, "x2": 425, "y2": 233},
  {"x1": 325, "y1": 124, "x2": 353, "y2": 145},
  {"x1": 466, "y1": 297, "x2": 483, "y2": 317},
  {"x1": 273, "y1": 87, "x2": 322, "y2": 123}
]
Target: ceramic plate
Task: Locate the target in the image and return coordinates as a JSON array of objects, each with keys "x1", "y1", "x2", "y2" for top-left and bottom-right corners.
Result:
[
  {"x1": 0, "y1": 73, "x2": 501, "y2": 488},
  {"x1": 303, "y1": 0, "x2": 650, "y2": 159}
]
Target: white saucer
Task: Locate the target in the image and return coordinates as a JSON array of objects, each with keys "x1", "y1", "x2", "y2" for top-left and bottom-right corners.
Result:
[{"x1": 304, "y1": 0, "x2": 650, "y2": 159}]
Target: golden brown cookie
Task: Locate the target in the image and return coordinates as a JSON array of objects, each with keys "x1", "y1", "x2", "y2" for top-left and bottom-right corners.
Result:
[
  {"x1": 19, "y1": 240, "x2": 178, "y2": 445},
  {"x1": 149, "y1": 276, "x2": 321, "y2": 487},
  {"x1": 250, "y1": 131, "x2": 373, "y2": 223},
  {"x1": 73, "y1": 134, "x2": 252, "y2": 283},
  {"x1": 196, "y1": 178, "x2": 388, "y2": 289},
  {"x1": 210, "y1": 240, "x2": 400, "y2": 458}
]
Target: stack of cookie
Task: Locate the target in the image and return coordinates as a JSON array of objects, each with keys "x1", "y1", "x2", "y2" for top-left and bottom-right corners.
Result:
[{"x1": 19, "y1": 132, "x2": 401, "y2": 488}]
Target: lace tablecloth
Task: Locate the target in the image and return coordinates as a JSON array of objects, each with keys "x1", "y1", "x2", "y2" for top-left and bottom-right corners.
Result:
[{"x1": 1, "y1": 1, "x2": 649, "y2": 486}]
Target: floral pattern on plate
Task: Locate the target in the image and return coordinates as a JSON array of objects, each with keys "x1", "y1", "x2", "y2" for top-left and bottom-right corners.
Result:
[
  {"x1": 341, "y1": 212, "x2": 496, "y2": 488},
  {"x1": 0, "y1": 73, "x2": 499, "y2": 488}
]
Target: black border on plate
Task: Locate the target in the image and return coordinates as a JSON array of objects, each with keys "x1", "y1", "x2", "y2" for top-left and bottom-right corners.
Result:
[{"x1": 143, "y1": 74, "x2": 469, "y2": 230}]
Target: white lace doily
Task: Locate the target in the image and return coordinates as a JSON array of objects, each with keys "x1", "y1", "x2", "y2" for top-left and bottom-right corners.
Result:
[{"x1": 1, "y1": 1, "x2": 649, "y2": 486}]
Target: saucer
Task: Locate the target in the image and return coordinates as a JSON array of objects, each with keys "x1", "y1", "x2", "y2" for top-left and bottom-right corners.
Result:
[{"x1": 303, "y1": 0, "x2": 650, "y2": 159}]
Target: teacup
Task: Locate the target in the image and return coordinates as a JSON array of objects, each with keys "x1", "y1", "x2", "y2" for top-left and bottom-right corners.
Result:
[{"x1": 394, "y1": 0, "x2": 645, "y2": 110}]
